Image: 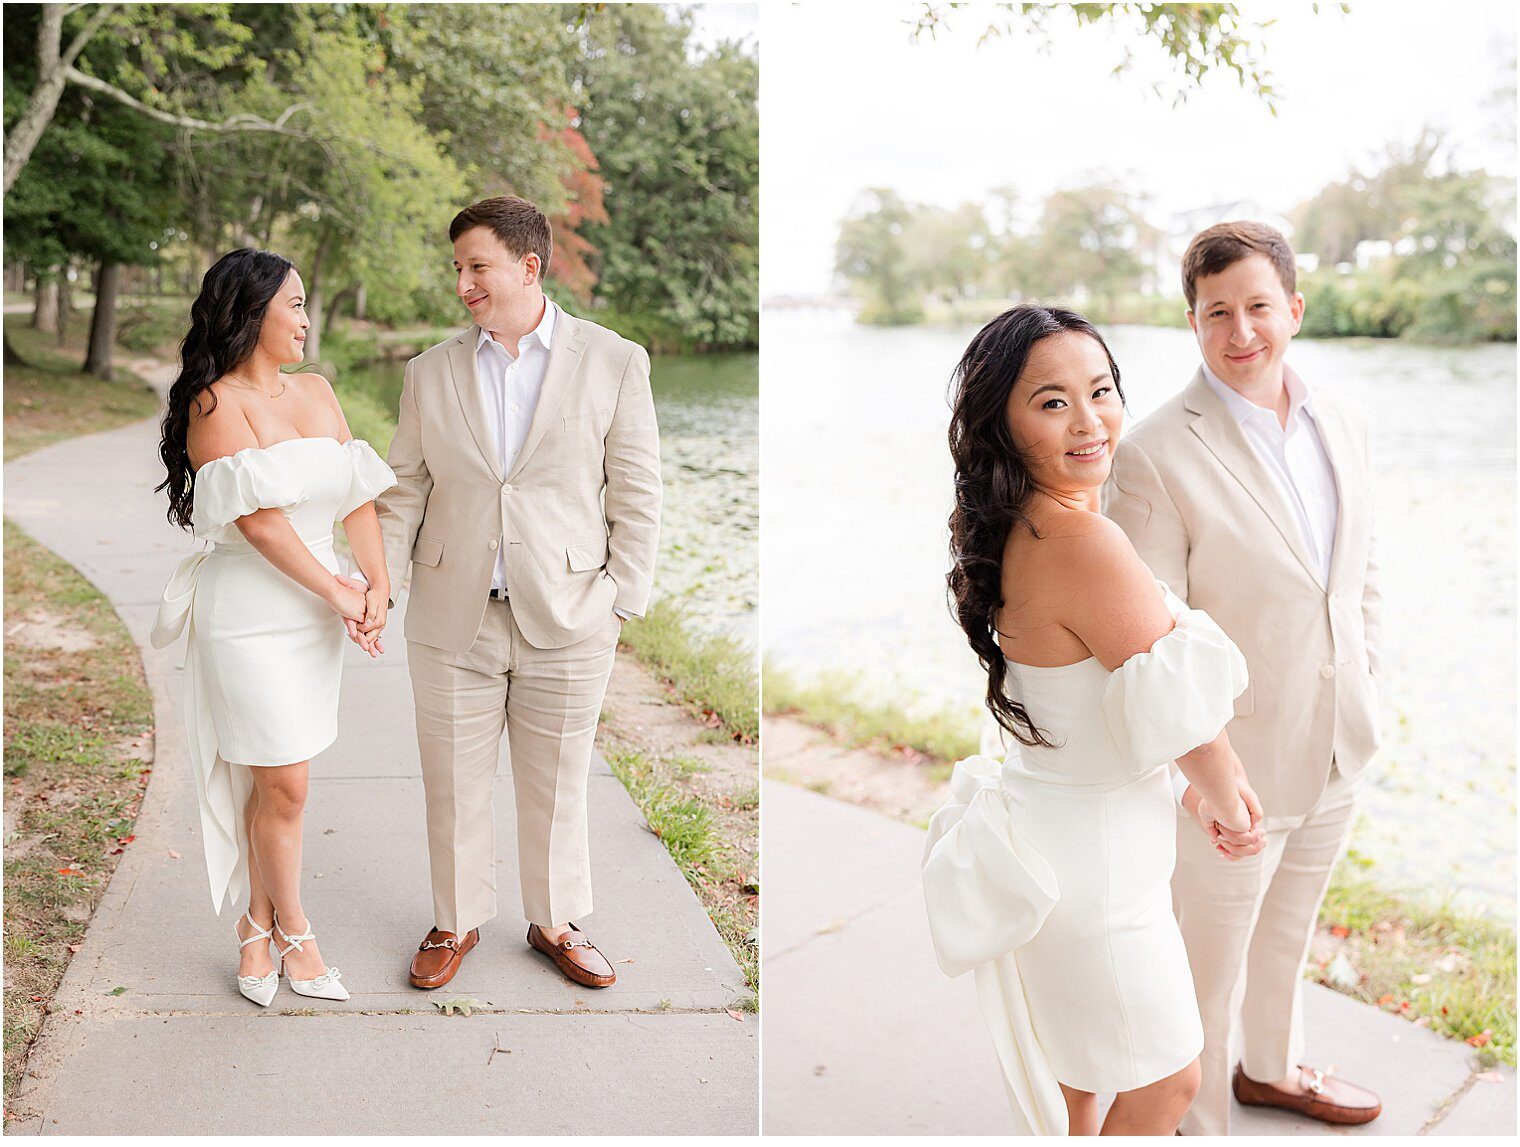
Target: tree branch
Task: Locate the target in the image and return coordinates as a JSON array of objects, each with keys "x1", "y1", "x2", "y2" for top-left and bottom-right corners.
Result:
[
  {"x1": 63, "y1": 67, "x2": 312, "y2": 135},
  {"x1": 60, "y1": 3, "x2": 116, "y2": 71}
]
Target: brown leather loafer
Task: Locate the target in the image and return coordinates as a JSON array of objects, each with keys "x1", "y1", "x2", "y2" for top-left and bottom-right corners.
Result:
[
  {"x1": 408, "y1": 926, "x2": 479, "y2": 990},
  {"x1": 1233, "y1": 1063, "x2": 1381, "y2": 1125},
  {"x1": 526, "y1": 922, "x2": 616, "y2": 988}
]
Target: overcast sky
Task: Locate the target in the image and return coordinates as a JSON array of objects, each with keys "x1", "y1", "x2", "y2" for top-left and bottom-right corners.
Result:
[
  {"x1": 761, "y1": 0, "x2": 1517, "y2": 297},
  {"x1": 684, "y1": 2, "x2": 759, "y2": 52}
]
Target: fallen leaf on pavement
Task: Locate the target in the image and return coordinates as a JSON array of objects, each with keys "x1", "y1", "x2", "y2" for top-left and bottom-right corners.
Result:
[
  {"x1": 1475, "y1": 1071, "x2": 1503, "y2": 1084},
  {"x1": 1466, "y1": 1030, "x2": 1493, "y2": 1048},
  {"x1": 168, "y1": 850, "x2": 181, "y2": 859},
  {"x1": 725, "y1": 1009, "x2": 744, "y2": 1022},
  {"x1": 107, "y1": 986, "x2": 127, "y2": 997},
  {"x1": 433, "y1": 997, "x2": 482, "y2": 1017}
]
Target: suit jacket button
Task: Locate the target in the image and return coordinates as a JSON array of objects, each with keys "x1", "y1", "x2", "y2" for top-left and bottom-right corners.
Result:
[
  {"x1": 489, "y1": 539, "x2": 499, "y2": 551},
  {"x1": 502, "y1": 483, "x2": 513, "y2": 495},
  {"x1": 1320, "y1": 663, "x2": 1335, "y2": 679}
]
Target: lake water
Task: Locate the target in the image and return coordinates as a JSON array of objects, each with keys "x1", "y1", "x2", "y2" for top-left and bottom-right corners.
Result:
[
  {"x1": 763, "y1": 309, "x2": 1517, "y2": 919},
  {"x1": 348, "y1": 349, "x2": 758, "y2": 647}
]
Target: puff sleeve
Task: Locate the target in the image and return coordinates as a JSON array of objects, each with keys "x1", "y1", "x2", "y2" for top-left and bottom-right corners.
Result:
[
  {"x1": 190, "y1": 450, "x2": 310, "y2": 545},
  {"x1": 333, "y1": 439, "x2": 398, "y2": 521},
  {"x1": 1100, "y1": 588, "x2": 1248, "y2": 769}
]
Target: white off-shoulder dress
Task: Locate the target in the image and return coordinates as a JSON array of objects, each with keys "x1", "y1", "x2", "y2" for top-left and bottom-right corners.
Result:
[
  {"x1": 151, "y1": 437, "x2": 396, "y2": 914},
  {"x1": 922, "y1": 580, "x2": 1247, "y2": 1135}
]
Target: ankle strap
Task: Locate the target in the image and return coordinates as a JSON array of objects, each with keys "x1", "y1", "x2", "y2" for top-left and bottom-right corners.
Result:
[
  {"x1": 238, "y1": 910, "x2": 273, "y2": 949},
  {"x1": 273, "y1": 914, "x2": 315, "y2": 957}
]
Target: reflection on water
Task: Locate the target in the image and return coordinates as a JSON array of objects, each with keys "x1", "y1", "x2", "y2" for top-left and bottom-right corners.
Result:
[
  {"x1": 346, "y1": 347, "x2": 758, "y2": 646},
  {"x1": 764, "y1": 310, "x2": 1516, "y2": 918}
]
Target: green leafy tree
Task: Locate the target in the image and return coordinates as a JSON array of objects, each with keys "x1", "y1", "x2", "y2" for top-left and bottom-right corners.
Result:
[
  {"x1": 905, "y1": 202, "x2": 996, "y2": 310},
  {"x1": 834, "y1": 188, "x2": 925, "y2": 326},
  {"x1": 572, "y1": 5, "x2": 759, "y2": 350},
  {"x1": 1025, "y1": 184, "x2": 1155, "y2": 311}
]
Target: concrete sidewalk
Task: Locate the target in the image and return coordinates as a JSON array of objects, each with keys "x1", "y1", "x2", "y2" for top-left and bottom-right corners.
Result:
[
  {"x1": 761, "y1": 780, "x2": 1515, "y2": 1136},
  {"x1": 4, "y1": 414, "x2": 756, "y2": 1135}
]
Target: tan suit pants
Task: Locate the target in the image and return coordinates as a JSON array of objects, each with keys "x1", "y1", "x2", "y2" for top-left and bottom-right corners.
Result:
[
  {"x1": 1174, "y1": 763, "x2": 1362, "y2": 1137},
  {"x1": 407, "y1": 599, "x2": 620, "y2": 934}
]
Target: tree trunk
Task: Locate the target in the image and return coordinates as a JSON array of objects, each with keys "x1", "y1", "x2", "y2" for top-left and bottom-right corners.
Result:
[
  {"x1": 33, "y1": 276, "x2": 59, "y2": 332},
  {"x1": 354, "y1": 282, "x2": 367, "y2": 321},
  {"x1": 56, "y1": 269, "x2": 74, "y2": 344},
  {"x1": 84, "y1": 261, "x2": 121, "y2": 380},
  {"x1": 302, "y1": 230, "x2": 333, "y2": 363}
]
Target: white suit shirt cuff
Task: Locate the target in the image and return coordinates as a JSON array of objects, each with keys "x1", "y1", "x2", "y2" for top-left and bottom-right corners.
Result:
[{"x1": 1170, "y1": 767, "x2": 1191, "y2": 809}]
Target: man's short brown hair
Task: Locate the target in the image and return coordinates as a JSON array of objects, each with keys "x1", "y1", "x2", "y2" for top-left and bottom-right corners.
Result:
[
  {"x1": 449, "y1": 196, "x2": 553, "y2": 279},
  {"x1": 1181, "y1": 221, "x2": 1296, "y2": 310}
]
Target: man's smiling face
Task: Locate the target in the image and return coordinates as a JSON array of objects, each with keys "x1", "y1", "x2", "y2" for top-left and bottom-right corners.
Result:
[{"x1": 1187, "y1": 252, "x2": 1305, "y2": 393}]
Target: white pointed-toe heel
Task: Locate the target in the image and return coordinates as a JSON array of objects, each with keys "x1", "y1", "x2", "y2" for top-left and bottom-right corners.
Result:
[
  {"x1": 274, "y1": 913, "x2": 349, "y2": 1001},
  {"x1": 235, "y1": 910, "x2": 279, "y2": 1007}
]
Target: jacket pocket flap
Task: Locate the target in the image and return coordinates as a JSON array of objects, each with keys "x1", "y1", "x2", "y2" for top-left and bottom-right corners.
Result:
[
  {"x1": 412, "y1": 536, "x2": 445, "y2": 568},
  {"x1": 566, "y1": 537, "x2": 609, "y2": 572}
]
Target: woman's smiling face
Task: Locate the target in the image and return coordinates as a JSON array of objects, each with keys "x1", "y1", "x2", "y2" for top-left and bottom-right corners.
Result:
[{"x1": 1004, "y1": 330, "x2": 1124, "y2": 496}]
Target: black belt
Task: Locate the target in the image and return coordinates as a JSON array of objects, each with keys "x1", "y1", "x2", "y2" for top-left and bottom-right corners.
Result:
[{"x1": 488, "y1": 587, "x2": 509, "y2": 601}]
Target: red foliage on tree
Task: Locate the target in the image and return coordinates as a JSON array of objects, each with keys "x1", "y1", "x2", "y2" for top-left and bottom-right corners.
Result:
[{"x1": 540, "y1": 107, "x2": 608, "y2": 305}]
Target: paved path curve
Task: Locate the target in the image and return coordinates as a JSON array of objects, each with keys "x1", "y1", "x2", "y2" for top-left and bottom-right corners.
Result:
[{"x1": 5, "y1": 398, "x2": 756, "y2": 1135}]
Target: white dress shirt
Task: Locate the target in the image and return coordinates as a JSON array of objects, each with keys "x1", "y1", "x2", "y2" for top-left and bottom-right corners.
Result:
[
  {"x1": 478, "y1": 300, "x2": 557, "y2": 593},
  {"x1": 1201, "y1": 362, "x2": 1340, "y2": 587}
]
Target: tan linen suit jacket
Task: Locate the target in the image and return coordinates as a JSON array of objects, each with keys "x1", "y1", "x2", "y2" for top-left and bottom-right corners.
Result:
[
  {"x1": 376, "y1": 310, "x2": 661, "y2": 652},
  {"x1": 1104, "y1": 368, "x2": 1381, "y2": 819}
]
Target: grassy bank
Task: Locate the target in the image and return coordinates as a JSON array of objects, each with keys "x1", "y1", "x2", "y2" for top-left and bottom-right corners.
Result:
[
  {"x1": 764, "y1": 661, "x2": 979, "y2": 762},
  {"x1": 601, "y1": 738, "x2": 758, "y2": 1006},
  {"x1": 4, "y1": 323, "x2": 161, "y2": 460},
  {"x1": 620, "y1": 599, "x2": 758, "y2": 743},
  {"x1": 2, "y1": 522, "x2": 156, "y2": 1101},
  {"x1": 1313, "y1": 864, "x2": 1516, "y2": 1067},
  {"x1": 767, "y1": 673, "x2": 1516, "y2": 1060}
]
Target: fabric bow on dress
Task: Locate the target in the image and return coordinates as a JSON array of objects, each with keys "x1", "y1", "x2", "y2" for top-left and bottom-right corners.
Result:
[{"x1": 922, "y1": 753, "x2": 1066, "y2": 1136}]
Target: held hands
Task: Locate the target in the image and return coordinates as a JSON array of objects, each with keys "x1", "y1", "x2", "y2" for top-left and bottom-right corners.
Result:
[
  {"x1": 1184, "y1": 781, "x2": 1265, "y2": 861},
  {"x1": 333, "y1": 574, "x2": 385, "y2": 658}
]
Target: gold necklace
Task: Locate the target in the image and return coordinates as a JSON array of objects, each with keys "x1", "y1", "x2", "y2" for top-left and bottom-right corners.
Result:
[{"x1": 227, "y1": 371, "x2": 286, "y2": 399}]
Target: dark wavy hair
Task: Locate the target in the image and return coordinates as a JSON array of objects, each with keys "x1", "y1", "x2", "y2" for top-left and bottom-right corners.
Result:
[
  {"x1": 946, "y1": 304, "x2": 1125, "y2": 747},
  {"x1": 156, "y1": 249, "x2": 296, "y2": 530}
]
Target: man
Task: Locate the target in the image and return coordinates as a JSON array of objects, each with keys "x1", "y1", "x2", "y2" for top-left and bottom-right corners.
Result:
[
  {"x1": 345, "y1": 195, "x2": 661, "y2": 991},
  {"x1": 1104, "y1": 221, "x2": 1383, "y2": 1134}
]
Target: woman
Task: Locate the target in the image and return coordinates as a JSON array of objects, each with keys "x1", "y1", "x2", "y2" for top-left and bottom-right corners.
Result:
[
  {"x1": 922, "y1": 305, "x2": 1265, "y2": 1135},
  {"x1": 151, "y1": 248, "x2": 396, "y2": 1006}
]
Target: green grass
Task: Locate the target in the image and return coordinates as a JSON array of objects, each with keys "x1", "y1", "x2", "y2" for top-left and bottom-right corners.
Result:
[
  {"x1": 603, "y1": 742, "x2": 757, "y2": 1005},
  {"x1": 619, "y1": 598, "x2": 758, "y2": 743},
  {"x1": 763, "y1": 660, "x2": 981, "y2": 762},
  {"x1": 4, "y1": 320, "x2": 161, "y2": 462},
  {"x1": 3, "y1": 520, "x2": 154, "y2": 1102},
  {"x1": 1314, "y1": 860, "x2": 1516, "y2": 1067}
]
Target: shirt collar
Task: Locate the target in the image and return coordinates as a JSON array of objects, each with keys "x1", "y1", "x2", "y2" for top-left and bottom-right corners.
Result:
[
  {"x1": 476, "y1": 297, "x2": 557, "y2": 356},
  {"x1": 1200, "y1": 360, "x2": 1314, "y2": 429}
]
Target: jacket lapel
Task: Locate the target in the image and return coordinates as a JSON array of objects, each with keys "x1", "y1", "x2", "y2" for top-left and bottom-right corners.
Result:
[
  {"x1": 1310, "y1": 396, "x2": 1357, "y2": 593},
  {"x1": 508, "y1": 310, "x2": 587, "y2": 481},
  {"x1": 446, "y1": 326, "x2": 504, "y2": 482},
  {"x1": 1183, "y1": 368, "x2": 1322, "y2": 586}
]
